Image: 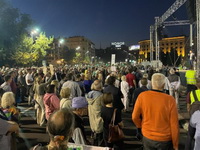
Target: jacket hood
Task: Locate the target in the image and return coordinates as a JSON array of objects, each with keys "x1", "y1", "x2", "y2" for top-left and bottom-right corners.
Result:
[{"x1": 87, "y1": 90, "x2": 102, "y2": 104}]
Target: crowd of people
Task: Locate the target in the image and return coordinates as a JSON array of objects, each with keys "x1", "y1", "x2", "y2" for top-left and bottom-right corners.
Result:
[{"x1": 0, "y1": 64, "x2": 199, "y2": 150}]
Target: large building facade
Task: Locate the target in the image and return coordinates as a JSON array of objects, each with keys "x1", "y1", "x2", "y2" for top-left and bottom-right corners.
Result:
[
  {"x1": 64, "y1": 36, "x2": 95, "y2": 59},
  {"x1": 138, "y1": 36, "x2": 188, "y2": 63}
]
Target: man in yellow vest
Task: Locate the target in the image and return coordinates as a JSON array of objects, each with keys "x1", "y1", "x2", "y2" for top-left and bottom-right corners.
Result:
[
  {"x1": 185, "y1": 78, "x2": 200, "y2": 149},
  {"x1": 185, "y1": 67, "x2": 197, "y2": 94},
  {"x1": 186, "y1": 78, "x2": 200, "y2": 110}
]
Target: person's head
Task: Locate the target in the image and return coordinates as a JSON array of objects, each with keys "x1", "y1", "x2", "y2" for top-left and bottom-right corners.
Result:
[
  {"x1": 189, "y1": 65, "x2": 194, "y2": 70},
  {"x1": 106, "y1": 76, "x2": 116, "y2": 85},
  {"x1": 143, "y1": 73, "x2": 148, "y2": 79},
  {"x1": 4, "y1": 75, "x2": 12, "y2": 83},
  {"x1": 1, "y1": 92, "x2": 15, "y2": 108},
  {"x1": 60, "y1": 88, "x2": 71, "y2": 99},
  {"x1": 47, "y1": 108, "x2": 74, "y2": 149},
  {"x1": 102, "y1": 93, "x2": 113, "y2": 105},
  {"x1": 72, "y1": 97, "x2": 88, "y2": 116},
  {"x1": 46, "y1": 84, "x2": 56, "y2": 94},
  {"x1": 35, "y1": 76, "x2": 43, "y2": 84},
  {"x1": 169, "y1": 68, "x2": 175, "y2": 74},
  {"x1": 91, "y1": 80, "x2": 103, "y2": 91},
  {"x1": 128, "y1": 68, "x2": 132, "y2": 73},
  {"x1": 97, "y1": 73, "x2": 103, "y2": 81},
  {"x1": 151, "y1": 73, "x2": 165, "y2": 90},
  {"x1": 8, "y1": 71, "x2": 15, "y2": 78},
  {"x1": 66, "y1": 73, "x2": 73, "y2": 81},
  {"x1": 51, "y1": 80, "x2": 59, "y2": 88},
  {"x1": 84, "y1": 74, "x2": 91, "y2": 80},
  {"x1": 61, "y1": 74, "x2": 67, "y2": 81},
  {"x1": 27, "y1": 68, "x2": 32, "y2": 74},
  {"x1": 75, "y1": 74, "x2": 81, "y2": 81},
  {"x1": 18, "y1": 70, "x2": 23, "y2": 76},
  {"x1": 140, "y1": 78, "x2": 148, "y2": 86},
  {"x1": 121, "y1": 75, "x2": 126, "y2": 81},
  {"x1": 190, "y1": 50, "x2": 192, "y2": 54},
  {"x1": 133, "y1": 66, "x2": 137, "y2": 72}
]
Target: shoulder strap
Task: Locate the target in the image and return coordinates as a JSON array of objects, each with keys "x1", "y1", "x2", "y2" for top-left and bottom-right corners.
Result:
[
  {"x1": 110, "y1": 109, "x2": 117, "y2": 125},
  {"x1": 192, "y1": 90, "x2": 198, "y2": 102}
]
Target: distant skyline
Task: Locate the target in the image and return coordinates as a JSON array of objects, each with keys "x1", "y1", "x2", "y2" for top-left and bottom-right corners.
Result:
[{"x1": 9, "y1": 0, "x2": 189, "y2": 48}]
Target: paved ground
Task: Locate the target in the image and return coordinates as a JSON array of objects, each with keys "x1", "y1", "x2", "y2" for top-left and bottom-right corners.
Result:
[{"x1": 17, "y1": 95, "x2": 189, "y2": 150}]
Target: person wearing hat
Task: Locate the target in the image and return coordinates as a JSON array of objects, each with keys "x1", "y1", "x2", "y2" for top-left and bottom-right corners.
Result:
[{"x1": 71, "y1": 96, "x2": 89, "y2": 145}]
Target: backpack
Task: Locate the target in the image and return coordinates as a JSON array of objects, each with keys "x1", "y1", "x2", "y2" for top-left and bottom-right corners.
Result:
[{"x1": 189, "y1": 90, "x2": 200, "y2": 117}]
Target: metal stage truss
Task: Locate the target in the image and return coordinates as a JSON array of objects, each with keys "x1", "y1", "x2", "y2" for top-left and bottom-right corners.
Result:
[{"x1": 150, "y1": 0, "x2": 200, "y2": 76}]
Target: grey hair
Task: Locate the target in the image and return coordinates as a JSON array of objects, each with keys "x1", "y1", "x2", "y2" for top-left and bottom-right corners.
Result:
[
  {"x1": 151, "y1": 73, "x2": 166, "y2": 89},
  {"x1": 1, "y1": 92, "x2": 15, "y2": 108}
]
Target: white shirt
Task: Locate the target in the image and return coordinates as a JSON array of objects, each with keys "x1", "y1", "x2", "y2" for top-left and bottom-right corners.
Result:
[
  {"x1": 189, "y1": 53, "x2": 195, "y2": 60},
  {"x1": 25, "y1": 73, "x2": 33, "y2": 85},
  {"x1": 121, "y1": 80, "x2": 129, "y2": 95}
]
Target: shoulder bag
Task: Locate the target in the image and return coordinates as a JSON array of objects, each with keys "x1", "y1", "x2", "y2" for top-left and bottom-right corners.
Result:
[{"x1": 108, "y1": 109, "x2": 124, "y2": 143}]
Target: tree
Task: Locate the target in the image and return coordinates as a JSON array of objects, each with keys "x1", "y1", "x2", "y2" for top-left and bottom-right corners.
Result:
[
  {"x1": 73, "y1": 52, "x2": 82, "y2": 64},
  {"x1": 0, "y1": 0, "x2": 32, "y2": 65},
  {"x1": 32, "y1": 33, "x2": 54, "y2": 63},
  {"x1": 12, "y1": 35, "x2": 34, "y2": 65},
  {"x1": 12, "y1": 33, "x2": 53, "y2": 66}
]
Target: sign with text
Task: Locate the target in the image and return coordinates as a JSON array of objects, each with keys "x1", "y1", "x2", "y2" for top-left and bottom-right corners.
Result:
[{"x1": 111, "y1": 42, "x2": 125, "y2": 48}]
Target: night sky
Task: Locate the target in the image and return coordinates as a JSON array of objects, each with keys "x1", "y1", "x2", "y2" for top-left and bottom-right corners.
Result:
[{"x1": 9, "y1": 0, "x2": 189, "y2": 48}]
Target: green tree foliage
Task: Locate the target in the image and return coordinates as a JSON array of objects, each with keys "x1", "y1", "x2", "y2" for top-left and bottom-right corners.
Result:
[
  {"x1": 0, "y1": 0, "x2": 32, "y2": 65},
  {"x1": 12, "y1": 35, "x2": 33, "y2": 65},
  {"x1": 12, "y1": 33, "x2": 53, "y2": 66},
  {"x1": 32, "y1": 33, "x2": 54, "y2": 62},
  {"x1": 73, "y1": 52, "x2": 82, "y2": 64}
]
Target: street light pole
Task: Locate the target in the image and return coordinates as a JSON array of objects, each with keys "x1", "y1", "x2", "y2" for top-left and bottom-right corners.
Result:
[{"x1": 58, "y1": 38, "x2": 64, "y2": 60}]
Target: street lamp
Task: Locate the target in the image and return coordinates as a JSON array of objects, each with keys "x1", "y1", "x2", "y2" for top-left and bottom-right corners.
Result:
[
  {"x1": 76, "y1": 46, "x2": 80, "y2": 51},
  {"x1": 59, "y1": 38, "x2": 64, "y2": 45},
  {"x1": 31, "y1": 27, "x2": 40, "y2": 38},
  {"x1": 58, "y1": 38, "x2": 65, "y2": 59}
]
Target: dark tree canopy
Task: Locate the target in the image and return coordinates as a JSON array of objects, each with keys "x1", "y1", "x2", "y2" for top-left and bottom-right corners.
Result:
[{"x1": 0, "y1": 0, "x2": 32, "y2": 66}]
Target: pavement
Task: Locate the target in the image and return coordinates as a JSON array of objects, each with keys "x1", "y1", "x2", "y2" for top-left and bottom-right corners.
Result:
[{"x1": 16, "y1": 95, "x2": 189, "y2": 150}]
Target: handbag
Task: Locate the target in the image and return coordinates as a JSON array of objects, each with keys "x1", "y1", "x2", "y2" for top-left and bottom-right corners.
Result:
[{"x1": 108, "y1": 109, "x2": 124, "y2": 143}]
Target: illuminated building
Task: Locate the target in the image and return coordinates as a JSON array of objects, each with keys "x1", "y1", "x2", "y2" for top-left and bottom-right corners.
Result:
[
  {"x1": 65, "y1": 36, "x2": 95, "y2": 59},
  {"x1": 138, "y1": 36, "x2": 187, "y2": 62}
]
